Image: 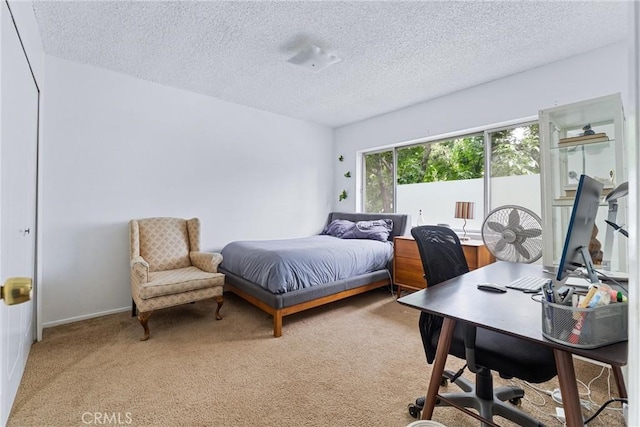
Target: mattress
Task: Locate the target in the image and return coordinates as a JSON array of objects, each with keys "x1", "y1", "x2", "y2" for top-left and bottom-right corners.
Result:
[{"x1": 220, "y1": 235, "x2": 393, "y2": 294}]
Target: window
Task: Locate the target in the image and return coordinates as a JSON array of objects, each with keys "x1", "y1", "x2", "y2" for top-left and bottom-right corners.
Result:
[
  {"x1": 395, "y1": 135, "x2": 484, "y2": 230},
  {"x1": 363, "y1": 150, "x2": 394, "y2": 213},
  {"x1": 489, "y1": 123, "x2": 541, "y2": 217},
  {"x1": 361, "y1": 121, "x2": 541, "y2": 233}
]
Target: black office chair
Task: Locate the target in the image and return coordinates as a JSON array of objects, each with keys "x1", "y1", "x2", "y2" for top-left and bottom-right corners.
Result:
[{"x1": 408, "y1": 226, "x2": 557, "y2": 427}]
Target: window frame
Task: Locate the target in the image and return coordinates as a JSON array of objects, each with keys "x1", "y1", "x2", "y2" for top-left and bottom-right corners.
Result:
[{"x1": 359, "y1": 117, "x2": 539, "y2": 228}]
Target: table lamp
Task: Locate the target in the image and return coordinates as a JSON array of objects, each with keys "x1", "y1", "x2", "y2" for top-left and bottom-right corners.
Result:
[{"x1": 455, "y1": 201, "x2": 474, "y2": 241}]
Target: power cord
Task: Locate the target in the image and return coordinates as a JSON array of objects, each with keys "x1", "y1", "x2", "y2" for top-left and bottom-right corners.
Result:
[
  {"x1": 584, "y1": 366, "x2": 606, "y2": 406},
  {"x1": 449, "y1": 364, "x2": 467, "y2": 383},
  {"x1": 550, "y1": 366, "x2": 626, "y2": 424},
  {"x1": 584, "y1": 398, "x2": 628, "y2": 424},
  {"x1": 509, "y1": 379, "x2": 561, "y2": 425},
  {"x1": 594, "y1": 269, "x2": 628, "y2": 294},
  {"x1": 519, "y1": 364, "x2": 625, "y2": 425},
  {"x1": 385, "y1": 270, "x2": 396, "y2": 298},
  {"x1": 514, "y1": 380, "x2": 547, "y2": 407},
  {"x1": 585, "y1": 366, "x2": 624, "y2": 415},
  {"x1": 550, "y1": 388, "x2": 592, "y2": 410}
]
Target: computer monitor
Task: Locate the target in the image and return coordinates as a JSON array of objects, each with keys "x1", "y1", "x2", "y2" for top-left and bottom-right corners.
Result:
[{"x1": 556, "y1": 174, "x2": 604, "y2": 284}]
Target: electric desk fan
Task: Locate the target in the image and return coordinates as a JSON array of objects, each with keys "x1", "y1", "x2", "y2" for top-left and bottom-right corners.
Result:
[{"x1": 481, "y1": 205, "x2": 543, "y2": 263}]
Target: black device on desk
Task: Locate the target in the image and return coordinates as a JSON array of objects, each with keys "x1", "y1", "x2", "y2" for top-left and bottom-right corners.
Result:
[
  {"x1": 556, "y1": 174, "x2": 603, "y2": 285},
  {"x1": 477, "y1": 283, "x2": 507, "y2": 293}
]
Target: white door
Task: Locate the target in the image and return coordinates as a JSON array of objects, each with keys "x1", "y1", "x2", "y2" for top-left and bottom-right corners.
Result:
[{"x1": 0, "y1": 3, "x2": 39, "y2": 425}]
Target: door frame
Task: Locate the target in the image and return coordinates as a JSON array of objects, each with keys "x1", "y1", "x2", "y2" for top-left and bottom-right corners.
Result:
[{"x1": 3, "y1": 0, "x2": 40, "y2": 340}]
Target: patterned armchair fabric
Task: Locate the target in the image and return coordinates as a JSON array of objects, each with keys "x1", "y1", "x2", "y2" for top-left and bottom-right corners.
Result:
[{"x1": 129, "y1": 217, "x2": 225, "y2": 340}]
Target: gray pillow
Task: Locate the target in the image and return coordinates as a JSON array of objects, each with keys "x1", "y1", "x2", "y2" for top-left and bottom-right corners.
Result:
[
  {"x1": 321, "y1": 219, "x2": 355, "y2": 238},
  {"x1": 342, "y1": 219, "x2": 393, "y2": 242}
]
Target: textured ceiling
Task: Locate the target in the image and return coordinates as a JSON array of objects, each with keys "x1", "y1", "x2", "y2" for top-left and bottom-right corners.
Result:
[{"x1": 32, "y1": 1, "x2": 629, "y2": 128}]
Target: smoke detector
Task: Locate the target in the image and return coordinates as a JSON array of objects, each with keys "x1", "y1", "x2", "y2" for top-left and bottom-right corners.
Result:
[{"x1": 287, "y1": 44, "x2": 340, "y2": 71}]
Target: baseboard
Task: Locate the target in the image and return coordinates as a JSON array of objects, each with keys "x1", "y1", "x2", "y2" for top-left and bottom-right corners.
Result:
[{"x1": 43, "y1": 306, "x2": 130, "y2": 328}]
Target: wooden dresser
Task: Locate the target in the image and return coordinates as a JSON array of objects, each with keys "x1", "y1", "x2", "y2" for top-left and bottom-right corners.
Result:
[{"x1": 393, "y1": 235, "x2": 495, "y2": 297}]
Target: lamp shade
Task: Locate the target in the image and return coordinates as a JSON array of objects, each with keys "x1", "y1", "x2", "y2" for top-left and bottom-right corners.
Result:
[{"x1": 455, "y1": 201, "x2": 474, "y2": 220}]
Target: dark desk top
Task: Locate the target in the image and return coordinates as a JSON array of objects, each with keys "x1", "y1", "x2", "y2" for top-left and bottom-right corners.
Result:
[{"x1": 397, "y1": 261, "x2": 627, "y2": 367}]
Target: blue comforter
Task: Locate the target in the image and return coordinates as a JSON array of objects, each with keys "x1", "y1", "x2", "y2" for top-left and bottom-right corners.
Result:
[{"x1": 220, "y1": 235, "x2": 393, "y2": 294}]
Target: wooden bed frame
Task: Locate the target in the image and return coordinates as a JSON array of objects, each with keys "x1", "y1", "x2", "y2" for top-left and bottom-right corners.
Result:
[{"x1": 220, "y1": 212, "x2": 408, "y2": 337}]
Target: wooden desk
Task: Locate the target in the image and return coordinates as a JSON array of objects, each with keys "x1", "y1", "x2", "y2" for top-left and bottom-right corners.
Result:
[
  {"x1": 397, "y1": 262, "x2": 627, "y2": 427},
  {"x1": 393, "y1": 236, "x2": 494, "y2": 297}
]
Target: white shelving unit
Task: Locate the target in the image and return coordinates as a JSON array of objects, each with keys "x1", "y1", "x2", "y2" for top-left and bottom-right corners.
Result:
[{"x1": 539, "y1": 93, "x2": 627, "y2": 274}]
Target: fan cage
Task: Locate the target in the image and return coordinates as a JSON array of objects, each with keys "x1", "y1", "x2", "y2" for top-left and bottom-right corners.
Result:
[{"x1": 481, "y1": 205, "x2": 543, "y2": 263}]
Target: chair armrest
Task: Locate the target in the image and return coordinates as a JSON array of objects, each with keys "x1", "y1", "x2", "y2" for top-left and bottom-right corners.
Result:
[
  {"x1": 190, "y1": 251, "x2": 223, "y2": 273},
  {"x1": 130, "y1": 256, "x2": 149, "y2": 284}
]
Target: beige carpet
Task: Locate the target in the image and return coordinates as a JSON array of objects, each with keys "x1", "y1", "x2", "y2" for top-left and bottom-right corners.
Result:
[{"x1": 9, "y1": 288, "x2": 626, "y2": 427}]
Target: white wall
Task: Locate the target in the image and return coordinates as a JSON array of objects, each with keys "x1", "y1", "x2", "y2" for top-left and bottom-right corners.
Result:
[
  {"x1": 333, "y1": 42, "x2": 628, "y2": 213},
  {"x1": 398, "y1": 179, "x2": 484, "y2": 230},
  {"x1": 41, "y1": 56, "x2": 334, "y2": 326},
  {"x1": 397, "y1": 175, "x2": 541, "y2": 231}
]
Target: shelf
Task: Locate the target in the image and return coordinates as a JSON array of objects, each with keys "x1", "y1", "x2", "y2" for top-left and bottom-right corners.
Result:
[
  {"x1": 551, "y1": 199, "x2": 608, "y2": 207},
  {"x1": 558, "y1": 132, "x2": 609, "y2": 145},
  {"x1": 554, "y1": 137, "x2": 613, "y2": 149}
]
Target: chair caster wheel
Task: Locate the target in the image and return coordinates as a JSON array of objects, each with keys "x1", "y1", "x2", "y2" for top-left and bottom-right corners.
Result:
[
  {"x1": 440, "y1": 376, "x2": 448, "y2": 387},
  {"x1": 509, "y1": 397, "x2": 522, "y2": 406},
  {"x1": 408, "y1": 403, "x2": 421, "y2": 419}
]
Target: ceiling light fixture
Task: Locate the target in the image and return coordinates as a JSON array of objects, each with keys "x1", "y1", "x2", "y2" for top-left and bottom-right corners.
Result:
[{"x1": 286, "y1": 44, "x2": 340, "y2": 71}]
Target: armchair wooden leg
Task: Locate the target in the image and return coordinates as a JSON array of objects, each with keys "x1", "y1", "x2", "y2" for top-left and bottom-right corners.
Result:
[
  {"x1": 138, "y1": 311, "x2": 152, "y2": 341},
  {"x1": 131, "y1": 299, "x2": 137, "y2": 317},
  {"x1": 214, "y1": 295, "x2": 224, "y2": 320}
]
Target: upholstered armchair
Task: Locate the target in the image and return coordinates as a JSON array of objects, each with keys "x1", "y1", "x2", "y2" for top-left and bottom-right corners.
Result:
[{"x1": 129, "y1": 217, "x2": 225, "y2": 340}]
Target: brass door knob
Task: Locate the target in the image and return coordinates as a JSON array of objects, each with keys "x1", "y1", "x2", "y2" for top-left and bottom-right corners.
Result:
[{"x1": 1, "y1": 277, "x2": 32, "y2": 305}]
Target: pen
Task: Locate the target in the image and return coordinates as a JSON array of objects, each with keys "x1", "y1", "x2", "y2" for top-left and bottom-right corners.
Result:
[
  {"x1": 543, "y1": 280, "x2": 555, "y2": 331},
  {"x1": 543, "y1": 280, "x2": 555, "y2": 303}
]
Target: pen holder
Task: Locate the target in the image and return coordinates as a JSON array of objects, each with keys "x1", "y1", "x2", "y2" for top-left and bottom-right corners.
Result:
[{"x1": 541, "y1": 300, "x2": 628, "y2": 349}]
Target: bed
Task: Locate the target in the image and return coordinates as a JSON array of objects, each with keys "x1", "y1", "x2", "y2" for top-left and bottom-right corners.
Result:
[{"x1": 219, "y1": 212, "x2": 409, "y2": 337}]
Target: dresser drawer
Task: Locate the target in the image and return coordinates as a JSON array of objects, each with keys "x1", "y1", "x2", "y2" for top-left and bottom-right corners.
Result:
[
  {"x1": 394, "y1": 256, "x2": 426, "y2": 289},
  {"x1": 393, "y1": 235, "x2": 495, "y2": 297},
  {"x1": 395, "y1": 237, "x2": 420, "y2": 259},
  {"x1": 463, "y1": 245, "x2": 478, "y2": 269}
]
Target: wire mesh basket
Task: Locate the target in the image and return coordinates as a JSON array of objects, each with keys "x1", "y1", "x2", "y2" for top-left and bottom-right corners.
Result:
[{"x1": 541, "y1": 299, "x2": 628, "y2": 349}]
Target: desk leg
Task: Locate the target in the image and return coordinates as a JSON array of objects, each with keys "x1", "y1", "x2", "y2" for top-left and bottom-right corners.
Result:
[
  {"x1": 421, "y1": 317, "x2": 455, "y2": 420},
  {"x1": 554, "y1": 349, "x2": 583, "y2": 427},
  {"x1": 612, "y1": 366, "x2": 628, "y2": 398}
]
